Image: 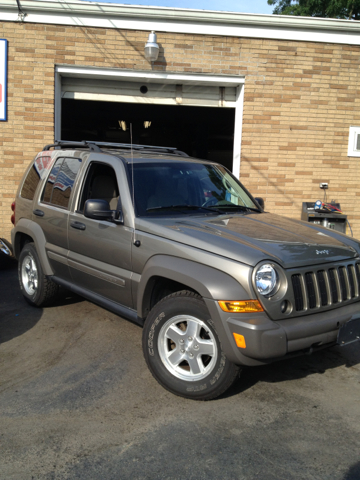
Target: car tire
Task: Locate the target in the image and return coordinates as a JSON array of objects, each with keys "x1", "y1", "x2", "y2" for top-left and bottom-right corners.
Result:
[
  {"x1": 18, "y1": 242, "x2": 58, "y2": 307},
  {"x1": 142, "y1": 290, "x2": 240, "y2": 400}
]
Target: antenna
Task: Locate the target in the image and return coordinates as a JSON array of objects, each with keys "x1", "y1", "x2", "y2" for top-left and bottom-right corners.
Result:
[{"x1": 130, "y1": 124, "x2": 140, "y2": 247}]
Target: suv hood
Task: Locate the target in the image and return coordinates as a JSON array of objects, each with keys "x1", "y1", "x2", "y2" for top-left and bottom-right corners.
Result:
[{"x1": 137, "y1": 212, "x2": 359, "y2": 268}]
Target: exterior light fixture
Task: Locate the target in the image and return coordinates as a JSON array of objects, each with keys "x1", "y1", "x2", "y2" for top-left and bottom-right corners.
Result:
[
  {"x1": 144, "y1": 121, "x2": 152, "y2": 129},
  {"x1": 144, "y1": 31, "x2": 159, "y2": 62}
]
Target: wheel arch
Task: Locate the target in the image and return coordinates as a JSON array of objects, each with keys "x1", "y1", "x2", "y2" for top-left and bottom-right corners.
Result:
[
  {"x1": 137, "y1": 255, "x2": 249, "y2": 319},
  {"x1": 12, "y1": 219, "x2": 53, "y2": 275},
  {"x1": 13, "y1": 231, "x2": 33, "y2": 259}
]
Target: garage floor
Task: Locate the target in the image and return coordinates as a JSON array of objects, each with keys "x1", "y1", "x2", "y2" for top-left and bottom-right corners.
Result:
[{"x1": 1, "y1": 263, "x2": 360, "y2": 480}]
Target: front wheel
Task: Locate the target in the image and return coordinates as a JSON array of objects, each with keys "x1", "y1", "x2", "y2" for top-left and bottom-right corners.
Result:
[{"x1": 142, "y1": 291, "x2": 240, "y2": 400}]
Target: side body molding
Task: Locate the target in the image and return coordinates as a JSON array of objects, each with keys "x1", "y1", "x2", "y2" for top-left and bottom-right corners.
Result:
[
  {"x1": 137, "y1": 255, "x2": 249, "y2": 318},
  {"x1": 12, "y1": 218, "x2": 54, "y2": 276}
]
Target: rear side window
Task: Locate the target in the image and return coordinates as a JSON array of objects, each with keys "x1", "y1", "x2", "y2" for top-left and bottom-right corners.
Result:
[
  {"x1": 42, "y1": 157, "x2": 82, "y2": 209},
  {"x1": 20, "y1": 156, "x2": 51, "y2": 200}
]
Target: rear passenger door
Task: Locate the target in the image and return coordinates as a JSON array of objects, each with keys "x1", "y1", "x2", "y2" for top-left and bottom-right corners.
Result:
[
  {"x1": 33, "y1": 155, "x2": 82, "y2": 280},
  {"x1": 67, "y1": 157, "x2": 134, "y2": 309}
]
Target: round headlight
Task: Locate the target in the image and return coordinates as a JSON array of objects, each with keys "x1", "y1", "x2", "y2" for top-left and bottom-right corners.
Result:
[{"x1": 255, "y1": 264, "x2": 278, "y2": 297}]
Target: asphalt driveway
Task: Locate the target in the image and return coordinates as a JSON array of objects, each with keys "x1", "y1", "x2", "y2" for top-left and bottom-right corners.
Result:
[{"x1": 1, "y1": 262, "x2": 360, "y2": 480}]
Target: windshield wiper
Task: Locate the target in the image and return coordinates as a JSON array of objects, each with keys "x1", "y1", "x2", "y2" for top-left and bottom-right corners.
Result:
[
  {"x1": 213, "y1": 205, "x2": 261, "y2": 213},
  {"x1": 147, "y1": 204, "x2": 223, "y2": 214}
]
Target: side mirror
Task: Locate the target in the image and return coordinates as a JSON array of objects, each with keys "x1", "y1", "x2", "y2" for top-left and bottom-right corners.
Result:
[
  {"x1": 255, "y1": 197, "x2": 265, "y2": 210},
  {"x1": 84, "y1": 199, "x2": 123, "y2": 224}
]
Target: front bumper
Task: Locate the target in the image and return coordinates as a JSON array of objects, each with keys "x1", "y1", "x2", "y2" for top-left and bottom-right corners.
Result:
[{"x1": 204, "y1": 299, "x2": 360, "y2": 367}]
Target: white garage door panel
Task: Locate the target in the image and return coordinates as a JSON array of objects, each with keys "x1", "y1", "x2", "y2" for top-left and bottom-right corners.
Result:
[
  {"x1": 63, "y1": 92, "x2": 232, "y2": 107},
  {"x1": 61, "y1": 77, "x2": 237, "y2": 107}
]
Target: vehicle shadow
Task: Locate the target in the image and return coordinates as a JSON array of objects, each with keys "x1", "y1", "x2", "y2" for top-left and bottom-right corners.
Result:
[
  {"x1": 0, "y1": 262, "x2": 83, "y2": 344},
  {"x1": 221, "y1": 342, "x2": 360, "y2": 400},
  {"x1": 343, "y1": 461, "x2": 360, "y2": 479}
]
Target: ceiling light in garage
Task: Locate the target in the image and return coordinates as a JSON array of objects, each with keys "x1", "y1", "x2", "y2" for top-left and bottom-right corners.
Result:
[
  {"x1": 144, "y1": 31, "x2": 159, "y2": 62},
  {"x1": 119, "y1": 120, "x2": 127, "y2": 131}
]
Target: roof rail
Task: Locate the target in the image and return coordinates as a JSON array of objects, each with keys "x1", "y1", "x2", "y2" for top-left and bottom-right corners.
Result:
[
  {"x1": 43, "y1": 140, "x2": 189, "y2": 157},
  {"x1": 43, "y1": 141, "x2": 102, "y2": 152}
]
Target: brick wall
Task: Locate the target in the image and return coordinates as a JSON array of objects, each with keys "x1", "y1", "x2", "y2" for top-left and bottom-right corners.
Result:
[
  {"x1": 239, "y1": 39, "x2": 360, "y2": 240},
  {"x1": 0, "y1": 21, "x2": 359, "y2": 241}
]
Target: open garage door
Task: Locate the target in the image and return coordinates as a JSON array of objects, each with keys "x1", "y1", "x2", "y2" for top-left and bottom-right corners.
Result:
[
  {"x1": 61, "y1": 100, "x2": 235, "y2": 171},
  {"x1": 56, "y1": 67, "x2": 244, "y2": 175}
]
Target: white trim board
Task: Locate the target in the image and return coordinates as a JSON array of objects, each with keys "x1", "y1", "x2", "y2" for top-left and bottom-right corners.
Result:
[
  {"x1": 57, "y1": 66, "x2": 245, "y2": 87},
  {"x1": 2, "y1": 0, "x2": 360, "y2": 45}
]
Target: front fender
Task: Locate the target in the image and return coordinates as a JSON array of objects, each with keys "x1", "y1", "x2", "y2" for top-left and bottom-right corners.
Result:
[
  {"x1": 137, "y1": 254, "x2": 249, "y2": 317},
  {"x1": 137, "y1": 255, "x2": 258, "y2": 365}
]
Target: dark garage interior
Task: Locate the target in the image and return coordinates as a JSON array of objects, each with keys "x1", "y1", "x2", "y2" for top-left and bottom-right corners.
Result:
[{"x1": 61, "y1": 99, "x2": 235, "y2": 171}]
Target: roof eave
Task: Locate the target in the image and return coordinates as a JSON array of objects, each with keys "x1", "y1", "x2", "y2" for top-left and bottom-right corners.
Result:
[{"x1": 2, "y1": 0, "x2": 360, "y2": 33}]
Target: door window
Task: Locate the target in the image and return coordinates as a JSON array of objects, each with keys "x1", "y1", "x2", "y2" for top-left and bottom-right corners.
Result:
[
  {"x1": 42, "y1": 157, "x2": 82, "y2": 209},
  {"x1": 78, "y1": 162, "x2": 120, "y2": 213},
  {"x1": 21, "y1": 156, "x2": 52, "y2": 200}
]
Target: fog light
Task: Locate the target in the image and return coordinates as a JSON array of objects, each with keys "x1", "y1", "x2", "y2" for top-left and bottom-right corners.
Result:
[
  {"x1": 280, "y1": 300, "x2": 292, "y2": 314},
  {"x1": 233, "y1": 333, "x2": 246, "y2": 348},
  {"x1": 218, "y1": 300, "x2": 264, "y2": 313}
]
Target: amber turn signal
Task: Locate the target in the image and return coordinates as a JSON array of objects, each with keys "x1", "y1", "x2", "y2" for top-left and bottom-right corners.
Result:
[
  {"x1": 233, "y1": 333, "x2": 246, "y2": 348},
  {"x1": 218, "y1": 300, "x2": 264, "y2": 313}
]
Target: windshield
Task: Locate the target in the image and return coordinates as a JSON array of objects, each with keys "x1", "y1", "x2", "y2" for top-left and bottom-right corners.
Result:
[{"x1": 131, "y1": 162, "x2": 259, "y2": 216}]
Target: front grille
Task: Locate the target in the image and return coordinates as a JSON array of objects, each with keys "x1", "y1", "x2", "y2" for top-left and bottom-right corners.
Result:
[
  {"x1": 347, "y1": 265, "x2": 356, "y2": 298},
  {"x1": 305, "y1": 272, "x2": 317, "y2": 309},
  {"x1": 338, "y1": 267, "x2": 347, "y2": 301},
  {"x1": 292, "y1": 274, "x2": 303, "y2": 311},
  {"x1": 291, "y1": 262, "x2": 360, "y2": 312},
  {"x1": 317, "y1": 270, "x2": 328, "y2": 306},
  {"x1": 328, "y1": 269, "x2": 338, "y2": 304}
]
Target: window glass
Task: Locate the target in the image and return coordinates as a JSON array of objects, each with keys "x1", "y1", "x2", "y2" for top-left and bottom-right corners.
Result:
[
  {"x1": 42, "y1": 157, "x2": 82, "y2": 209},
  {"x1": 132, "y1": 162, "x2": 257, "y2": 216},
  {"x1": 20, "y1": 156, "x2": 51, "y2": 200},
  {"x1": 78, "y1": 163, "x2": 119, "y2": 213},
  {"x1": 42, "y1": 158, "x2": 63, "y2": 204},
  {"x1": 348, "y1": 126, "x2": 360, "y2": 157}
]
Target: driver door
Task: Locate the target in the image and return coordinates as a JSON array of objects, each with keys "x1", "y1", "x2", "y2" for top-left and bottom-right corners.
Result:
[{"x1": 67, "y1": 158, "x2": 134, "y2": 308}]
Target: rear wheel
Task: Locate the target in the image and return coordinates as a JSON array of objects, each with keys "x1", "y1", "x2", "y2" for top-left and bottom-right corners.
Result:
[
  {"x1": 142, "y1": 290, "x2": 240, "y2": 400},
  {"x1": 18, "y1": 243, "x2": 58, "y2": 307}
]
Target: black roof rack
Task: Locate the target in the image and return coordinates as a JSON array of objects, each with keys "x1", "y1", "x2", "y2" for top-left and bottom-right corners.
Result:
[
  {"x1": 43, "y1": 140, "x2": 189, "y2": 157},
  {"x1": 43, "y1": 141, "x2": 102, "y2": 152}
]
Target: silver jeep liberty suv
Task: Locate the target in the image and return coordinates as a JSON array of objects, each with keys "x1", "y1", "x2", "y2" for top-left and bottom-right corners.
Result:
[{"x1": 11, "y1": 141, "x2": 360, "y2": 400}]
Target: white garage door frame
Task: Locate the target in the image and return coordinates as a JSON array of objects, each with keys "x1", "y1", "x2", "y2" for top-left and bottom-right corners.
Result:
[{"x1": 55, "y1": 65, "x2": 245, "y2": 178}]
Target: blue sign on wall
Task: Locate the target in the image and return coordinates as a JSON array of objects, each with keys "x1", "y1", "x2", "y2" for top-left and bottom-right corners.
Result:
[{"x1": 0, "y1": 39, "x2": 8, "y2": 122}]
